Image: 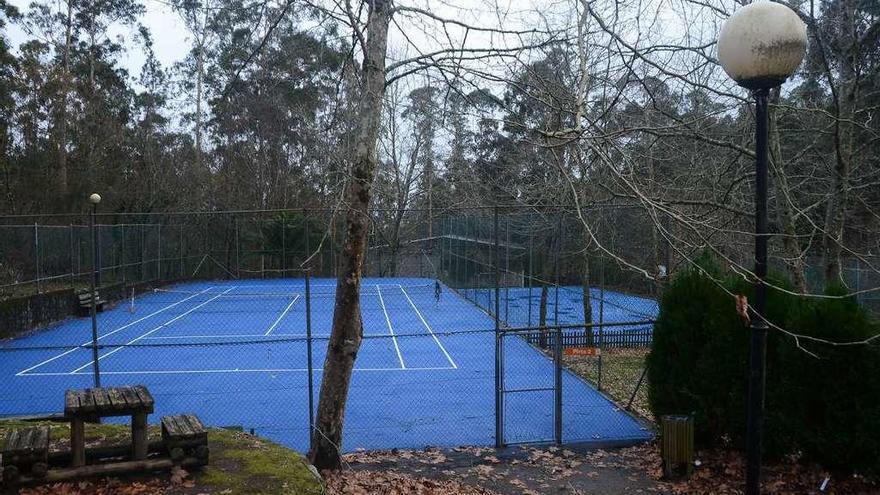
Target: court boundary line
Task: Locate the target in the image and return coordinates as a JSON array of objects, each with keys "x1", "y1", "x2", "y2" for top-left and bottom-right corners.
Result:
[
  {"x1": 375, "y1": 284, "x2": 406, "y2": 369},
  {"x1": 67, "y1": 287, "x2": 237, "y2": 374},
  {"x1": 264, "y1": 294, "x2": 301, "y2": 336},
  {"x1": 139, "y1": 332, "x2": 401, "y2": 340},
  {"x1": 15, "y1": 286, "x2": 216, "y2": 376},
  {"x1": 398, "y1": 284, "x2": 458, "y2": 369},
  {"x1": 142, "y1": 334, "x2": 307, "y2": 340},
  {"x1": 19, "y1": 366, "x2": 456, "y2": 376}
]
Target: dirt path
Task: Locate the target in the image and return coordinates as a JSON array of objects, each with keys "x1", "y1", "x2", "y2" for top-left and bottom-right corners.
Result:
[{"x1": 339, "y1": 443, "x2": 670, "y2": 494}]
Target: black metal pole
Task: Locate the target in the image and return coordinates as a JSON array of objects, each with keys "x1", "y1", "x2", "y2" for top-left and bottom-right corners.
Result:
[
  {"x1": 281, "y1": 214, "x2": 286, "y2": 277},
  {"x1": 34, "y1": 222, "x2": 40, "y2": 294},
  {"x1": 554, "y1": 325, "x2": 562, "y2": 444},
  {"x1": 89, "y1": 204, "x2": 101, "y2": 388},
  {"x1": 746, "y1": 87, "x2": 771, "y2": 495},
  {"x1": 95, "y1": 219, "x2": 102, "y2": 288},
  {"x1": 305, "y1": 269, "x2": 314, "y2": 441},
  {"x1": 528, "y1": 233, "x2": 533, "y2": 327},
  {"x1": 234, "y1": 217, "x2": 240, "y2": 279},
  {"x1": 598, "y1": 258, "x2": 605, "y2": 391},
  {"x1": 554, "y1": 215, "x2": 561, "y2": 326},
  {"x1": 494, "y1": 206, "x2": 503, "y2": 448},
  {"x1": 505, "y1": 215, "x2": 510, "y2": 323},
  {"x1": 121, "y1": 224, "x2": 126, "y2": 284},
  {"x1": 69, "y1": 223, "x2": 75, "y2": 287}
]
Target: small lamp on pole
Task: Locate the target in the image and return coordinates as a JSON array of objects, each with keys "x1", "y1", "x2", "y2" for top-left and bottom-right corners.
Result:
[{"x1": 717, "y1": 3, "x2": 806, "y2": 495}]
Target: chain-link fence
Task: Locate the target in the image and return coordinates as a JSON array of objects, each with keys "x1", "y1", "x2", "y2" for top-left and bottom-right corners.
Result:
[{"x1": 0, "y1": 205, "x2": 668, "y2": 452}]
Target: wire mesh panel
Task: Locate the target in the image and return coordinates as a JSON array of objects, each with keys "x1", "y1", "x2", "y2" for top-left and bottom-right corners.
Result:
[
  {"x1": 0, "y1": 206, "x2": 674, "y2": 452},
  {"x1": 0, "y1": 225, "x2": 38, "y2": 296},
  {"x1": 500, "y1": 330, "x2": 556, "y2": 445}
]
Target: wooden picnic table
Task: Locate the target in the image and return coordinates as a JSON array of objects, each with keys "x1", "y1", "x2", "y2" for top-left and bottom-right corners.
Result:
[{"x1": 64, "y1": 385, "x2": 154, "y2": 467}]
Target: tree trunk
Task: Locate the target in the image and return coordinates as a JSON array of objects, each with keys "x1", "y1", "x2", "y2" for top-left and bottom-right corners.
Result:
[
  {"x1": 194, "y1": 3, "x2": 206, "y2": 172},
  {"x1": 309, "y1": 0, "x2": 391, "y2": 471},
  {"x1": 426, "y1": 160, "x2": 433, "y2": 237},
  {"x1": 582, "y1": 249, "x2": 593, "y2": 346},
  {"x1": 822, "y1": 0, "x2": 857, "y2": 287},
  {"x1": 55, "y1": 0, "x2": 73, "y2": 198},
  {"x1": 768, "y1": 87, "x2": 807, "y2": 293}
]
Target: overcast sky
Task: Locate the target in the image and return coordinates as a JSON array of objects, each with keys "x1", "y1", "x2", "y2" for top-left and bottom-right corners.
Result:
[
  {"x1": 2, "y1": 0, "x2": 555, "y2": 86},
  {"x1": 6, "y1": 0, "x2": 192, "y2": 79}
]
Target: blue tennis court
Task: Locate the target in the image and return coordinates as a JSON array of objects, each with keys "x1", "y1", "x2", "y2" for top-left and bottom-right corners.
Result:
[
  {"x1": 466, "y1": 285, "x2": 658, "y2": 332},
  {"x1": 0, "y1": 277, "x2": 652, "y2": 451}
]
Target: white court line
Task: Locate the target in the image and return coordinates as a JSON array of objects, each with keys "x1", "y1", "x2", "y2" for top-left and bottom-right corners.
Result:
[
  {"x1": 141, "y1": 333, "x2": 329, "y2": 340},
  {"x1": 15, "y1": 287, "x2": 216, "y2": 376},
  {"x1": 21, "y1": 366, "x2": 456, "y2": 376},
  {"x1": 375, "y1": 285, "x2": 406, "y2": 369},
  {"x1": 144, "y1": 333, "x2": 292, "y2": 340},
  {"x1": 399, "y1": 285, "x2": 458, "y2": 369},
  {"x1": 68, "y1": 287, "x2": 236, "y2": 374},
  {"x1": 264, "y1": 294, "x2": 301, "y2": 336}
]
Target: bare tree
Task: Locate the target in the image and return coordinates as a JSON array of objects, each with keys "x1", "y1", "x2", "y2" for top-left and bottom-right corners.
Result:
[
  {"x1": 308, "y1": 0, "x2": 553, "y2": 469},
  {"x1": 309, "y1": 0, "x2": 392, "y2": 471}
]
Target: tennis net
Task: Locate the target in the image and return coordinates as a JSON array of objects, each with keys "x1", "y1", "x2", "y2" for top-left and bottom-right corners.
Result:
[{"x1": 127, "y1": 283, "x2": 441, "y2": 314}]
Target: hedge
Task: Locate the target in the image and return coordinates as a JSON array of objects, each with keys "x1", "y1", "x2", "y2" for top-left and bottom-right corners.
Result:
[{"x1": 647, "y1": 256, "x2": 880, "y2": 474}]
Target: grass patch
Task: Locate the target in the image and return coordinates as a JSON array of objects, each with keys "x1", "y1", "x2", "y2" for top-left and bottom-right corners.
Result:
[
  {"x1": 563, "y1": 348, "x2": 653, "y2": 422},
  {"x1": 199, "y1": 429, "x2": 322, "y2": 495},
  {"x1": 0, "y1": 420, "x2": 322, "y2": 494}
]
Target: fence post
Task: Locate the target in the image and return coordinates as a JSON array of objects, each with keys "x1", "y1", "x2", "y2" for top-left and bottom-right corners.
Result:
[
  {"x1": 505, "y1": 215, "x2": 510, "y2": 323},
  {"x1": 179, "y1": 224, "x2": 184, "y2": 278},
  {"x1": 140, "y1": 223, "x2": 146, "y2": 282},
  {"x1": 597, "y1": 258, "x2": 605, "y2": 391},
  {"x1": 203, "y1": 216, "x2": 209, "y2": 277},
  {"x1": 626, "y1": 366, "x2": 649, "y2": 411},
  {"x1": 34, "y1": 222, "x2": 40, "y2": 294},
  {"x1": 554, "y1": 325, "x2": 563, "y2": 445},
  {"x1": 260, "y1": 217, "x2": 265, "y2": 279},
  {"x1": 554, "y1": 214, "x2": 561, "y2": 326},
  {"x1": 69, "y1": 224, "x2": 75, "y2": 287},
  {"x1": 494, "y1": 206, "x2": 503, "y2": 448},
  {"x1": 281, "y1": 214, "x2": 286, "y2": 277},
  {"x1": 304, "y1": 211, "x2": 311, "y2": 272},
  {"x1": 234, "y1": 217, "x2": 241, "y2": 278},
  {"x1": 305, "y1": 269, "x2": 314, "y2": 442},
  {"x1": 121, "y1": 224, "x2": 126, "y2": 284},
  {"x1": 438, "y1": 215, "x2": 444, "y2": 280},
  {"x1": 158, "y1": 224, "x2": 162, "y2": 282},
  {"x1": 528, "y1": 233, "x2": 533, "y2": 327}
]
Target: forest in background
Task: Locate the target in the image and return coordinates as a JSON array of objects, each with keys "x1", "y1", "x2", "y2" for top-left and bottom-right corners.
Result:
[{"x1": 0, "y1": 0, "x2": 876, "y2": 295}]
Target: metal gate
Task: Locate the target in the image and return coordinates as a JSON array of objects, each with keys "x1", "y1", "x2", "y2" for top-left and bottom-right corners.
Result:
[{"x1": 496, "y1": 327, "x2": 563, "y2": 446}]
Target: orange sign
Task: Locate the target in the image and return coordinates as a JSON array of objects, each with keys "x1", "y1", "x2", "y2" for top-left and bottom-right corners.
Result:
[{"x1": 564, "y1": 347, "x2": 600, "y2": 356}]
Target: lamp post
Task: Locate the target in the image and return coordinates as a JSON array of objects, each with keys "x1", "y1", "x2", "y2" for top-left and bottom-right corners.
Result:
[
  {"x1": 88, "y1": 193, "x2": 102, "y2": 388},
  {"x1": 717, "y1": 3, "x2": 806, "y2": 495}
]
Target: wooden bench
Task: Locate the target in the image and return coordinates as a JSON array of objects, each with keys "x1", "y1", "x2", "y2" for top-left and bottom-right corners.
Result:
[
  {"x1": 161, "y1": 415, "x2": 208, "y2": 465},
  {"x1": 76, "y1": 290, "x2": 107, "y2": 313},
  {"x1": 64, "y1": 386, "x2": 154, "y2": 467},
  {"x1": 2, "y1": 426, "x2": 50, "y2": 483}
]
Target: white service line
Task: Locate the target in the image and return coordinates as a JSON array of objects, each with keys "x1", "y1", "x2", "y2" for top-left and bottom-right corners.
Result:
[
  {"x1": 140, "y1": 333, "x2": 329, "y2": 340},
  {"x1": 22, "y1": 366, "x2": 457, "y2": 376},
  {"x1": 68, "y1": 287, "x2": 237, "y2": 374},
  {"x1": 264, "y1": 294, "x2": 301, "y2": 336},
  {"x1": 399, "y1": 285, "x2": 458, "y2": 369},
  {"x1": 15, "y1": 287, "x2": 216, "y2": 376},
  {"x1": 375, "y1": 284, "x2": 406, "y2": 369}
]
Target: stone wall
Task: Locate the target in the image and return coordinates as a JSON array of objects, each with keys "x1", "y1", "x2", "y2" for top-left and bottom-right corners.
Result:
[
  {"x1": 0, "y1": 278, "x2": 184, "y2": 340},
  {"x1": 0, "y1": 288, "x2": 77, "y2": 339}
]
